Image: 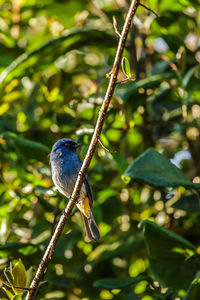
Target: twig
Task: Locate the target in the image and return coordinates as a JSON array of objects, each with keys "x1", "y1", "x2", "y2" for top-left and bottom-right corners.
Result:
[
  {"x1": 98, "y1": 138, "x2": 117, "y2": 153},
  {"x1": 161, "y1": 55, "x2": 178, "y2": 71},
  {"x1": 161, "y1": 55, "x2": 182, "y2": 82},
  {"x1": 25, "y1": 1, "x2": 140, "y2": 299},
  {"x1": 139, "y1": 3, "x2": 160, "y2": 18},
  {"x1": 2, "y1": 281, "x2": 31, "y2": 291},
  {"x1": 113, "y1": 16, "x2": 121, "y2": 38},
  {"x1": 12, "y1": 286, "x2": 31, "y2": 291},
  {"x1": 162, "y1": 79, "x2": 180, "y2": 97}
]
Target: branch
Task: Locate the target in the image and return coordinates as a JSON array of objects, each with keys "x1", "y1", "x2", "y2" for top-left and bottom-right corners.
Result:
[
  {"x1": 113, "y1": 16, "x2": 121, "y2": 38},
  {"x1": 98, "y1": 138, "x2": 117, "y2": 153},
  {"x1": 26, "y1": 1, "x2": 140, "y2": 299},
  {"x1": 139, "y1": 3, "x2": 160, "y2": 18}
]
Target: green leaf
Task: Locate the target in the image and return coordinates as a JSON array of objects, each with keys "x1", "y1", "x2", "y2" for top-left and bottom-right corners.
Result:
[
  {"x1": 124, "y1": 148, "x2": 200, "y2": 188},
  {"x1": 88, "y1": 233, "x2": 144, "y2": 267},
  {"x1": 93, "y1": 275, "x2": 149, "y2": 289},
  {"x1": 0, "y1": 242, "x2": 38, "y2": 257},
  {"x1": 46, "y1": 274, "x2": 71, "y2": 288},
  {"x1": 0, "y1": 27, "x2": 116, "y2": 84},
  {"x1": 184, "y1": 271, "x2": 200, "y2": 300},
  {"x1": 115, "y1": 293, "x2": 139, "y2": 300},
  {"x1": 12, "y1": 259, "x2": 27, "y2": 293},
  {"x1": 37, "y1": 195, "x2": 55, "y2": 212},
  {"x1": 11, "y1": 295, "x2": 24, "y2": 300},
  {"x1": 112, "y1": 152, "x2": 129, "y2": 173},
  {"x1": 162, "y1": 34, "x2": 183, "y2": 52},
  {"x1": 182, "y1": 65, "x2": 200, "y2": 88},
  {"x1": 141, "y1": 220, "x2": 199, "y2": 290},
  {"x1": 122, "y1": 57, "x2": 131, "y2": 78},
  {"x1": 172, "y1": 194, "x2": 200, "y2": 212},
  {"x1": 117, "y1": 72, "x2": 173, "y2": 101},
  {"x1": 26, "y1": 267, "x2": 33, "y2": 288},
  {"x1": 0, "y1": 278, "x2": 13, "y2": 288},
  {"x1": 3, "y1": 266, "x2": 14, "y2": 285},
  {"x1": 2, "y1": 132, "x2": 49, "y2": 152},
  {"x1": 141, "y1": 220, "x2": 195, "y2": 259},
  {"x1": 1, "y1": 282, "x2": 15, "y2": 299},
  {"x1": 18, "y1": 245, "x2": 39, "y2": 256}
]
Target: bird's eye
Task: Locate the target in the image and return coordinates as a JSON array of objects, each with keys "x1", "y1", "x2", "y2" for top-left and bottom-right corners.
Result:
[{"x1": 64, "y1": 142, "x2": 75, "y2": 148}]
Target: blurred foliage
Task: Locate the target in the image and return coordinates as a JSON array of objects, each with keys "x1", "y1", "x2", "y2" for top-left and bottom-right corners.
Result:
[{"x1": 0, "y1": 0, "x2": 200, "y2": 299}]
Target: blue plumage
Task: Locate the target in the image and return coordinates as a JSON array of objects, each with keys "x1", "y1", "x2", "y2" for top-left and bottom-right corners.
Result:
[{"x1": 50, "y1": 138, "x2": 100, "y2": 241}]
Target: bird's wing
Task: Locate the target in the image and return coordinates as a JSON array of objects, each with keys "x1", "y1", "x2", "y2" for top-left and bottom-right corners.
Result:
[
  {"x1": 77, "y1": 158, "x2": 93, "y2": 207},
  {"x1": 84, "y1": 174, "x2": 93, "y2": 208}
]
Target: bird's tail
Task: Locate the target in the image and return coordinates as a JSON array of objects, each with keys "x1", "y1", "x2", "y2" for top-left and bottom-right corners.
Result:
[{"x1": 81, "y1": 211, "x2": 100, "y2": 241}]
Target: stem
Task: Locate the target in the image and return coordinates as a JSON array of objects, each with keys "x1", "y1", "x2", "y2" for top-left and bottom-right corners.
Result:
[
  {"x1": 139, "y1": 3, "x2": 160, "y2": 18},
  {"x1": 26, "y1": 1, "x2": 140, "y2": 299}
]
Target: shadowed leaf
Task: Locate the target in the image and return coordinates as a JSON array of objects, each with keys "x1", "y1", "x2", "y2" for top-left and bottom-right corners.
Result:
[
  {"x1": 141, "y1": 220, "x2": 199, "y2": 290},
  {"x1": 124, "y1": 148, "x2": 200, "y2": 189},
  {"x1": 93, "y1": 275, "x2": 149, "y2": 288}
]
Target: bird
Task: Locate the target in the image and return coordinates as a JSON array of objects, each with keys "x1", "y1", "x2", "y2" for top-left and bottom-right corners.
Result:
[{"x1": 50, "y1": 138, "x2": 100, "y2": 241}]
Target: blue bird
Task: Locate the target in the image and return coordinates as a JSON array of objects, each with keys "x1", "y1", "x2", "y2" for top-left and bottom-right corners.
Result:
[{"x1": 50, "y1": 138, "x2": 100, "y2": 241}]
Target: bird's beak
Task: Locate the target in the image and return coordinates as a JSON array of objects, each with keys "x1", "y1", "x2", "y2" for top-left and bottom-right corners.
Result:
[{"x1": 74, "y1": 143, "x2": 82, "y2": 149}]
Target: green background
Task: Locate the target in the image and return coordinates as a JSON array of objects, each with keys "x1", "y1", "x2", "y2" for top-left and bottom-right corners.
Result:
[{"x1": 0, "y1": 0, "x2": 200, "y2": 299}]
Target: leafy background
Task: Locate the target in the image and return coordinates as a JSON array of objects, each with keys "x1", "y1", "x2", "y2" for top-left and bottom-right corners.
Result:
[{"x1": 0, "y1": 0, "x2": 200, "y2": 299}]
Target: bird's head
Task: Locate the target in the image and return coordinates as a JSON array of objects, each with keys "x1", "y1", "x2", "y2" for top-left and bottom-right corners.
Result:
[{"x1": 50, "y1": 138, "x2": 82, "y2": 158}]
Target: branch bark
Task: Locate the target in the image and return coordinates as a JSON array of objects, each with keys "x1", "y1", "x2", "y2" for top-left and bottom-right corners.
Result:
[{"x1": 26, "y1": 1, "x2": 140, "y2": 299}]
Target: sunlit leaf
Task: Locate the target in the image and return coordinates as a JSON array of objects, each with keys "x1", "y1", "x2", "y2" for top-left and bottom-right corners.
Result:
[
  {"x1": 0, "y1": 242, "x2": 38, "y2": 257},
  {"x1": 0, "y1": 28, "x2": 116, "y2": 84},
  {"x1": 11, "y1": 295, "x2": 24, "y2": 300},
  {"x1": 0, "y1": 0, "x2": 199, "y2": 299},
  {"x1": 122, "y1": 57, "x2": 131, "y2": 78},
  {"x1": 12, "y1": 259, "x2": 27, "y2": 293}
]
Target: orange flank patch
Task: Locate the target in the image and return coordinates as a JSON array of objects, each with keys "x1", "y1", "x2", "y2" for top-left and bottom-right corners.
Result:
[{"x1": 77, "y1": 197, "x2": 91, "y2": 218}]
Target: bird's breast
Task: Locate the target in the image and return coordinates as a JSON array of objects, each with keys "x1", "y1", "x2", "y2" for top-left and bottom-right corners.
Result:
[{"x1": 51, "y1": 157, "x2": 86, "y2": 199}]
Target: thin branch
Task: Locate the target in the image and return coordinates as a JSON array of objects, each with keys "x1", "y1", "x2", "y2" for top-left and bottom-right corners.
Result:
[
  {"x1": 113, "y1": 16, "x2": 121, "y2": 38},
  {"x1": 106, "y1": 68, "x2": 114, "y2": 78},
  {"x1": 98, "y1": 138, "x2": 117, "y2": 153},
  {"x1": 26, "y1": 1, "x2": 140, "y2": 299},
  {"x1": 161, "y1": 55, "x2": 182, "y2": 82},
  {"x1": 161, "y1": 55, "x2": 178, "y2": 71},
  {"x1": 12, "y1": 286, "x2": 31, "y2": 291},
  {"x1": 139, "y1": 3, "x2": 160, "y2": 18},
  {"x1": 162, "y1": 79, "x2": 180, "y2": 97},
  {"x1": 1, "y1": 281, "x2": 31, "y2": 291}
]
